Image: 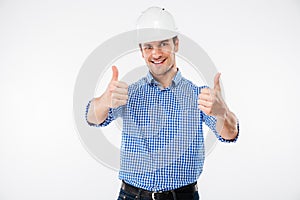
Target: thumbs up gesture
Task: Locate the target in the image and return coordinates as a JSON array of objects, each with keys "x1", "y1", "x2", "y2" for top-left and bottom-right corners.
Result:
[
  {"x1": 104, "y1": 66, "x2": 129, "y2": 108},
  {"x1": 198, "y1": 73, "x2": 228, "y2": 118}
]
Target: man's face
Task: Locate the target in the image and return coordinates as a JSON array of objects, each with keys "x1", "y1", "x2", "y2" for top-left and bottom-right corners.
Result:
[{"x1": 140, "y1": 38, "x2": 179, "y2": 77}]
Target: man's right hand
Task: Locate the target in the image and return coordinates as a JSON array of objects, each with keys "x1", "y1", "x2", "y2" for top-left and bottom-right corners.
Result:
[
  {"x1": 104, "y1": 66, "x2": 129, "y2": 108},
  {"x1": 87, "y1": 66, "x2": 128, "y2": 125}
]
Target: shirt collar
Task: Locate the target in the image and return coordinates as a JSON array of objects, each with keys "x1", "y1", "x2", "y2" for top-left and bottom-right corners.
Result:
[{"x1": 146, "y1": 68, "x2": 183, "y2": 88}]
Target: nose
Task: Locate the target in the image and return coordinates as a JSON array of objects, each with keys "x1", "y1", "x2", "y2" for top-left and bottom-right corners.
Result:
[{"x1": 151, "y1": 46, "x2": 163, "y2": 59}]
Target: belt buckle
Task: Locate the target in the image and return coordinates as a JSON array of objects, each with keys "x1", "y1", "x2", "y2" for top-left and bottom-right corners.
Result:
[{"x1": 151, "y1": 191, "x2": 163, "y2": 200}]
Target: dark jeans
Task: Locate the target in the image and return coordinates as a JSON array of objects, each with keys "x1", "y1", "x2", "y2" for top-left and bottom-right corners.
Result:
[{"x1": 117, "y1": 188, "x2": 200, "y2": 200}]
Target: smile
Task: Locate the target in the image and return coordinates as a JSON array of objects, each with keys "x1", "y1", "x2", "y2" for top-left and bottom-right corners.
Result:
[{"x1": 151, "y1": 58, "x2": 166, "y2": 64}]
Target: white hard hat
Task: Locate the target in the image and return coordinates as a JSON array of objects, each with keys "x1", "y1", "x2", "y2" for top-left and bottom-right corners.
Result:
[{"x1": 136, "y1": 7, "x2": 178, "y2": 43}]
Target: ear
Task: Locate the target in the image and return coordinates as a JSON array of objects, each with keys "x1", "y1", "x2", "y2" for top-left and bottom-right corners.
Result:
[
  {"x1": 174, "y1": 38, "x2": 179, "y2": 53},
  {"x1": 141, "y1": 49, "x2": 145, "y2": 58},
  {"x1": 139, "y1": 44, "x2": 145, "y2": 58}
]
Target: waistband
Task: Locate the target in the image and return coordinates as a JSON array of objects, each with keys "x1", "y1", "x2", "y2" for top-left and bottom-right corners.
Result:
[{"x1": 121, "y1": 181, "x2": 198, "y2": 200}]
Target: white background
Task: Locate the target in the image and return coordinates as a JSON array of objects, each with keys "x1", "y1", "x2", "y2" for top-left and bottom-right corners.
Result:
[{"x1": 1, "y1": 0, "x2": 300, "y2": 199}]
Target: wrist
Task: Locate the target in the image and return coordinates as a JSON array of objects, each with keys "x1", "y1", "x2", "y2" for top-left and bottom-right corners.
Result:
[
  {"x1": 217, "y1": 104, "x2": 229, "y2": 119},
  {"x1": 95, "y1": 93, "x2": 110, "y2": 109}
]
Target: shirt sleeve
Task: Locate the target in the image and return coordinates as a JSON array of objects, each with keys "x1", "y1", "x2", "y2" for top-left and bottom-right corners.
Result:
[
  {"x1": 197, "y1": 85, "x2": 239, "y2": 143},
  {"x1": 85, "y1": 99, "x2": 125, "y2": 127},
  {"x1": 202, "y1": 112, "x2": 239, "y2": 143}
]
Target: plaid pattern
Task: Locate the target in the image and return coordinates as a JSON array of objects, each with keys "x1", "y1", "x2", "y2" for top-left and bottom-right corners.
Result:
[{"x1": 86, "y1": 70, "x2": 238, "y2": 191}]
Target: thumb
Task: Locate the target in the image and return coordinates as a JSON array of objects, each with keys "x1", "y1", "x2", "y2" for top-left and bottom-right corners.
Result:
[
  {"x1": 111, "y1": 66, "x2": 119, "y2": 81},
  {"x1": 214, "y1": 72, "x2": 221, "y2": 91}
]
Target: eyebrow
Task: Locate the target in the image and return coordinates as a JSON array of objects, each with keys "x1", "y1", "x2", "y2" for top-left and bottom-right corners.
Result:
[
  {"x1": 160, "y1": 40, "x2": 170, "y2": 43},
  {"x1": 142, "y1": 40, "x2": 170, "y2": 46}
]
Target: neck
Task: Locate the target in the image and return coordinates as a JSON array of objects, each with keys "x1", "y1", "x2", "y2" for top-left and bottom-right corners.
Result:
[{"x1": 153, "y1": 65, "x2": 178, "y2": 89}]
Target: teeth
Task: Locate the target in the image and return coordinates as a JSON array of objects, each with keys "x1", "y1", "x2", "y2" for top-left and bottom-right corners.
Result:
[{"x1": 152, "y1": 60, "x2": 164, "y2": 64}]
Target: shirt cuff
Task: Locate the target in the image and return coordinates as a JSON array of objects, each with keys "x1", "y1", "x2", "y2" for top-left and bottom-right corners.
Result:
[
  {"x1": 217, "y1": 119, "x2": 239, "y2": 143},
  {"x1": 85, "y1": 100, "x2": 115, "y2": 127}
]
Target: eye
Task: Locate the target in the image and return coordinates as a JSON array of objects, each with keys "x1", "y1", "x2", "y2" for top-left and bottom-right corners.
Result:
[
  {"x1": 160, "y1": 42, "x2": 169, "y2": 47},
  {"x1": 143, "y1": 45, "x2": 152, "y2": 50}
]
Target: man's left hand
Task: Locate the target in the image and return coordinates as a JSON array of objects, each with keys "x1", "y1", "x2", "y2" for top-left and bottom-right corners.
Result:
[{"x1": 198, "y1": 73, "x2": 228, "y2": 118}]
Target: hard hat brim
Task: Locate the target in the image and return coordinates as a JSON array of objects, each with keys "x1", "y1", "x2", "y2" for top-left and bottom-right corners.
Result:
[{"x1": 136, "y1": 28, "x2": 178, "y2": 44}]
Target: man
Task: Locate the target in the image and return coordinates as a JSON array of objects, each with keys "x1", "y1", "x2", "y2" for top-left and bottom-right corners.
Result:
[{"x1": 86, "y1": 7, "x2": 238, "y2": 200}]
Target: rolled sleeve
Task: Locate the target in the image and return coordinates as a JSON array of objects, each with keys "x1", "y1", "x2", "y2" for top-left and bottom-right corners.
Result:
[
  {"x1": 85, "y1": 100, "x2": 125, "y2": 127},
  {"x1": 202, "y1": 112, "x2": 239, "y2": 143}
]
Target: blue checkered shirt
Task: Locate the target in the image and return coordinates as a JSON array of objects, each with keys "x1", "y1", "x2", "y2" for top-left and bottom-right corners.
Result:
[{"x1": 86, "y1": 70, "x2": 238, "y2": 191}]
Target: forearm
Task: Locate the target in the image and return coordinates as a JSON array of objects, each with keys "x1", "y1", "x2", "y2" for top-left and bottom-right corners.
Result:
[
  {"x1": 87, "y1": 93, "x2": 110, "y2": 125},
  {"x1": 216, "y1": 109, "x2": 238, "y2": 140}
]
